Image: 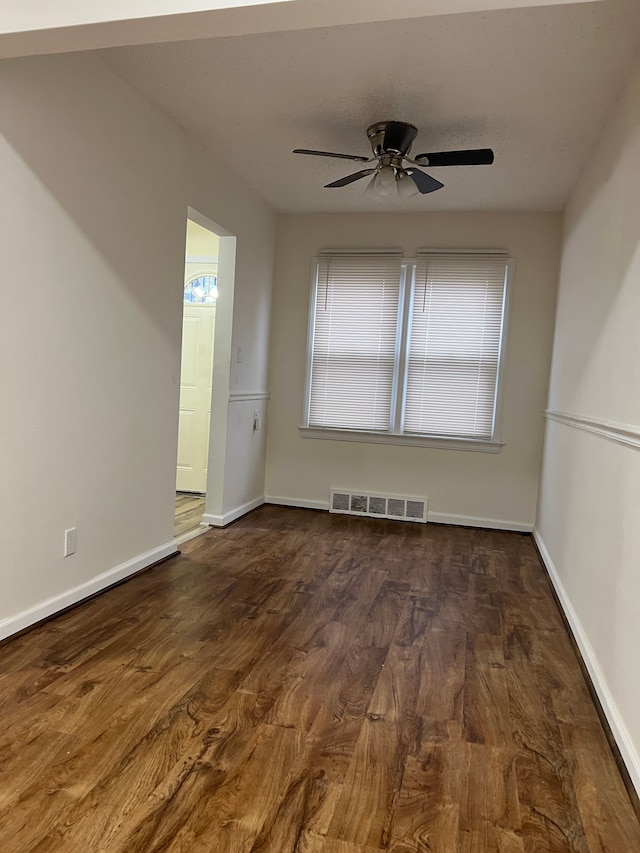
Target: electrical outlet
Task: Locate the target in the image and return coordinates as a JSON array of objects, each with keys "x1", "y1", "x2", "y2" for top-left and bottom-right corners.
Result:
[{"x1": 64, "y1": 527, "x2": 77, "y2": 557}]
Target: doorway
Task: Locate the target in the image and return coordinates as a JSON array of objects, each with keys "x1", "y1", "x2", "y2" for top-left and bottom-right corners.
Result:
[
  {"x1": 173, "y1": 208, "x2": 237, "y2": 540},
  {"x1": 176, "y1": 219, "x2": 219, "y2": 495},
  {"x1": 174, "y1": 217, "x2": 219, "y2": 540}
]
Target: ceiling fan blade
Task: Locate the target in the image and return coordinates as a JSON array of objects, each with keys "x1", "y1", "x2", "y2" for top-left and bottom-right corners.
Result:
[
  {"x1": 293, "y1": 148, "x2": 370, "y2": 162},
  {"x1": 414, "y1": 148, "x2": 494, "y2": 167},
  {"x1": 324, "y1": 168, "x2": 376, "y2": 188},
  {"x1": 406, "y1": 168, "x2": 444, "y2": 194}
]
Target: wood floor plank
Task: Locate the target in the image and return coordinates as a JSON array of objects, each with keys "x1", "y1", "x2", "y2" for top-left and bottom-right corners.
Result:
[
  {"x1": 326, "y1": 639, "x2": 422, "y2": 847},
  {"x1": 0, "y1": 506, "x2": 638, "y2": 852},
  {"x1": 507, "y1": 657, "x2": 589, "y2": 852},
  {"x1": 248, "y1": 718, "x2": 364, "y2": 852},
  {"x1": 174, "y1": 493, "x2": 205, "y2": 538},
  {"x1": 266, "y1": 622, "x2": 362, "y2": 731},
  {"x1": 27, "y1": 687, "x2": 278, "y2": 853},
  {"x1": 387, "y1": 746, "x2": 465, "y2": 852},
  {"x1": 559, "y1": 721, "x2": 640, "y2": 852},
  {"x1": 2, "y1": 684, "x2": 200, "y2": 849},
  {"x1": 355, "y1": 579, "x2": 410, "y2": 649},
  {"x1": 415, "y1": 624, "x2": 467, "y2": 729},
  {"x1": 141, "y1": 722, "x2": 302, "y2": 853},
  {"x1": 301, "y1": 841, "x2": 381, "y2": 853},
  {"x1": 463, "y1": 633, "x2": 513, "y2": 748},
  {"x1": 458, "y1": 744, "x2": 522, "y2": 844}
]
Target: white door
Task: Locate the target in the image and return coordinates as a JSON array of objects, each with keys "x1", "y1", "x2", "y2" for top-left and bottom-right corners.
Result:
[{"x1": 176, "y1": 304, "x2": 216, "y2": 493}]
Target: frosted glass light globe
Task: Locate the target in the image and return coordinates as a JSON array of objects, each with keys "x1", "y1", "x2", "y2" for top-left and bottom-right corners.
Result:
[
  {"x1": 373, "y1": 164, "x2": 397, "y2": 197},
  {"x1": 396, "y1": 170, "x2": 419, "y2": 199}
]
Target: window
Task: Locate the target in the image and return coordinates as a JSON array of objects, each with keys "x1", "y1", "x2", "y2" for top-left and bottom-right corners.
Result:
[
  {"x1": 302, "y1": 250, "x2": 511, "y2": 451},
  {"x1": 184, "y1": 274, "x2": 218, "y2": 304}
]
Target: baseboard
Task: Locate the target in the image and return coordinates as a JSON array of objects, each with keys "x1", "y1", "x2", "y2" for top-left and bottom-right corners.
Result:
[
  {"x1": 264, "y1": 498, "x2": 531, "y2": 531},
  {"x1": 429, "y1": 511, "x2": 533, "y2": 532},
  {"x1": 202, "y1": 496, "x2": 265, "y2": 527},
  {"x1": 533, "y1": 528, "x2": 640, "y2": 798},
  {"x1": 0, "y1": 541, "x2": 177, "y2": 642},
  {"x1": 265, "y1": 495, "x2": 330, "y2": 511}
]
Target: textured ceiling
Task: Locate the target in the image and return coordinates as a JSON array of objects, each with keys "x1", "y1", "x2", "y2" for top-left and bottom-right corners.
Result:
[{"x1": 101, "y1": 0, "x2": 640, "y2": 213}]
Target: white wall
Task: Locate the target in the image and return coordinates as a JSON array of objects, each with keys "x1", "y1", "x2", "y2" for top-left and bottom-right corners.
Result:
[
  {"x1": 0, "y1": 50, "x2": 275, "y2": 637},
  {"x1": 536, "y1": 54, "x2": 640, "y2": 792},
  {"x1": 266, "y1": 212, "x2": 561, "y2": 529},
  {"x1": 185, "y1": 217, "x2": 219, "y2": 260}
]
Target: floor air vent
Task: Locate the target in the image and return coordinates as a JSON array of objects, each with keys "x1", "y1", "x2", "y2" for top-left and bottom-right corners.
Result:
[{"x1": 330, "y1": 490, "x2": 428, "y2": 523}]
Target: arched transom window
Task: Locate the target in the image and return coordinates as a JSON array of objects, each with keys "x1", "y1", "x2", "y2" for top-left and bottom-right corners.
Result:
[{"x1": 184, "y1": 274, "x2": 218, "y2": 304}]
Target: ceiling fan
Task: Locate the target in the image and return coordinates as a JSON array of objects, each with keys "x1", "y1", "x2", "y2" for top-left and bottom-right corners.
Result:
[{"x1": 293, "y1": 120, "x2": 494, "y2": 197}]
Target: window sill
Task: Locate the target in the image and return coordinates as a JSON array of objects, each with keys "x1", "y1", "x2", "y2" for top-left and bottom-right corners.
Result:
[{"x1": 298, "y1": 427, "x2": 504, "y2": 453}]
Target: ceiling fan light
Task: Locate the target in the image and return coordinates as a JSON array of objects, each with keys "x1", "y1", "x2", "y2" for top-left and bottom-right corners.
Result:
[
  {"x1": 365, "y1": 174, "x2": 382, "y2": 199},
  {"x1": 372, "y1": 164, "x2": 396, "y2": 197},
  {"x1": 396, "y1": 170, "x2": 419, "y2": 199}
]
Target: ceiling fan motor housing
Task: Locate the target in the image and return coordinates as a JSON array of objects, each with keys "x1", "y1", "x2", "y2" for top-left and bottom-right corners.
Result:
[{"x1": 367, "y1": 121, "x2": 418, "y2": 157}]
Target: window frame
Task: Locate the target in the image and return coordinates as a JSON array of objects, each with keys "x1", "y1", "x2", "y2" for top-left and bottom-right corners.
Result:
[{"x1": 300, "y1": 249, "x2": 513, "y2": 453}]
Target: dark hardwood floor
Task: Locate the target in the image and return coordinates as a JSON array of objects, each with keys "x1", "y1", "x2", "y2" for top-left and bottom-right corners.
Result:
[{"x1": 1, "y1": 505, "x2": 639, "y2": 852}]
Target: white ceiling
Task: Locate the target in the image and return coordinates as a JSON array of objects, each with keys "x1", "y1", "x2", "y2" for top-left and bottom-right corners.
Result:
[
  {"x1": 100, "y1": 0, "x2": 640, "y2": 213},
  {"x1": 0, "y1": 0, "x2": 603, "y2": 57}
]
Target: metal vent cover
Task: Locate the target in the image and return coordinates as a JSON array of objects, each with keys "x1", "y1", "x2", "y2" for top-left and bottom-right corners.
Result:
[{"x1": 330, "y1": 490, "x2": 427, "y2": 523}]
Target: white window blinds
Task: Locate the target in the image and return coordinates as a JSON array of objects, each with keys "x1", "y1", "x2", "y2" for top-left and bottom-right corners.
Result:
[
  {"x1": 308, "y1": 252, "x2": 402, "y2": 430},
  {"x1": 404, "y1": 252, "x2": 508, "y2": 439}
]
